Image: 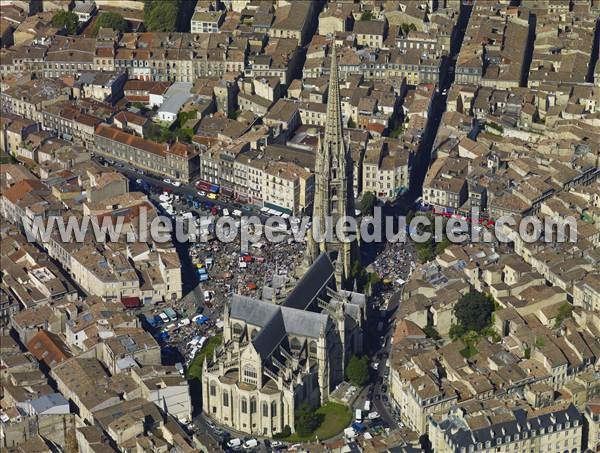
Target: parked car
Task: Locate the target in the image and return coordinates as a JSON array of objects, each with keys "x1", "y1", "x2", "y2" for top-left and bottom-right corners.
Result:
[
  {"x1": 163, "y1": 178, "x2": 172, "y2": 184},
  {"x1": 172, "y1": 181, "x2": 181, "y2": 187},
  {"x1": 198, "y1": 190, "x2": 206, "y2": 197},
  {"x1": 207, "y1": 193, "x2": 217, "y2": 200},
  {"x1": 368, "y1": 411, "x2": 380, "y2": 420}
]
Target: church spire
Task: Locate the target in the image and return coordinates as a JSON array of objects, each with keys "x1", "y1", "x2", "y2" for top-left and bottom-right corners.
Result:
[
  {"x1": 324, "y1": 44, "x2": 344, "y2": 147},
  {"x1": 297, "y1": 41, "x2": 358, "y2": 289}
]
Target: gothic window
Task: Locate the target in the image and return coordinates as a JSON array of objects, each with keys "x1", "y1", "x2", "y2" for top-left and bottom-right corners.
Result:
[
  {"x1": 250, "y1": 397, "x2": 257, "y2": 414},
  {"x1": 332, "y1": 169, "x2": 337, "y2": 179},
  {"x1": 223, "y1": 393, "x2": 229, "y2": 406},
  {"x1": 250, "y1": 329, "x2": 258, "y2": 340},
  {"x1": 233, "y1": 323, "x2": 243, "y2": 337},
  {"x1": 209, "y1": 382, "x2": 216, "y2": 396},
  {"x1": 241, "y1": 397, "x2": 248, "y2": 414},
  {"x1": 243, "y1": 364, "x2": 257, "y2": 384},
  {"x1": 309, "y1": 341, "x2": 317, "y2": 355},
  {"x1": 290, "y1": 337, "x2": 301, "y2": 351},
  {"x1": 262, "y1": 402, "x2": 268, "y2": 417},
  {"x1": 271, "y1": 401, "x2": 277, "y2": 417},
  {"x1": 331, "y1": 187, "x2": 337, "y2": 197}
]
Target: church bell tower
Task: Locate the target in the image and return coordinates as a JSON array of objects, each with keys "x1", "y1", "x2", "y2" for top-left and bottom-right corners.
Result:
[{"x1": 303, "y1": 44, "x2": 359, "y2": 290}]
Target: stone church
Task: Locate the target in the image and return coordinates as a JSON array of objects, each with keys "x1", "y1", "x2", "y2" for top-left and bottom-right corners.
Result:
[{"x1": 201, "y1": 46, "x2": 366, "y2": 437}]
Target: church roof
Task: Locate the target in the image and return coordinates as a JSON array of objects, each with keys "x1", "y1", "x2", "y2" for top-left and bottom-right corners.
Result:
[
  {"x1": 230, "y1": 294, "x2": 279, "y2": 328},
  {"x1": 283, "y1": 252, "x2": 334, "y2": 310},
  {"x1": 281, "y1": 306, "x2": 328, "y2": 338},
  {"x1": 229, "y1": 290, "x2": 331, "y2": 363},
  {"x1": 252, "y1": 308, "x2": 287, "y2": 361}
]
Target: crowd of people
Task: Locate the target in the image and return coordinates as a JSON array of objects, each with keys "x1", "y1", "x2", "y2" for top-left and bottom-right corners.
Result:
[{"x1": 369, "y1": 240, "x2": 416, "y2": 308}]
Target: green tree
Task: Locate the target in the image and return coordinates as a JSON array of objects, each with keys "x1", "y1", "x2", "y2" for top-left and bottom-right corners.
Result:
[
  {"x1": 92, "y1": 12, "x2": 128, "y2": 36},
  {"x1": 554, "y1": 303, "x2": 573, "y2": 328},
  {"x1": 454, "y1": 290, "x2": 495, "y2": 332},
  {"x1": 423, "y1": 325, "x2": 440, "y2": 340},
  {"x1": 227, "y1": 109, "x2": 241, "y2": 120},
  {"x1": 416, "y1": 243, "x2": 435, "y2": 263},
  {"x1": 359, "y1": 191, "x2": 377, "y2": 215},
  {"x1": 360, "y1": 11, "x2": 374, "y2": 21},
  {"x1": 435, "y1": 236, "x2": 452, "y2": 255},
  {"x1": 345, "y1": 355, "x2": 369, "y2": 386},
  {"x1": 449, "y1": 323, "x2": 465, "y2": 340},
  {"x1": 52, "y1": 10, "x2": 78, "y2": 35},
  {"x1": 295, "y1": 404, "x2": 322, "y2": 437},
  {"x1": 273, "y1": 425, "x2": 292, "y2": 439},
  {"x1": 144, "y1": 0, "x2": 179, "y2": 32},
  {"x1": 389, "y1": 122, "x2": 404, "y2": 138}
]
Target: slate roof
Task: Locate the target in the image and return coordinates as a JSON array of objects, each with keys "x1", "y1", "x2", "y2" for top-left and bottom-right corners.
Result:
[
  {"x1": 439, "y1": 404, "x2": 581, "y2": 451},
  {"x1": 281, "y1": 306, "x2": 328, "y2": 338},
  {"x1": 283, "y1": 252, "x2": 334, "y2": 310},
  {"x1": 252, "y1": 308, "x2": 286, "y2": 361},
  {"x1": 230, "y1": 294, "x2": 279, "y2": 328}
]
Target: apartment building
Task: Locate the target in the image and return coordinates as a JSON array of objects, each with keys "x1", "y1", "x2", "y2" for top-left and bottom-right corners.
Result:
[
  {"x1": 362, "y1": 137, "x2": 411, "y2": 201},
  {"x1": 41, "y1": 102, "x2": 101, "y2": 148},
  {"x1": 572, "y1": 274, "x2": 600, "y2": 313},
  {"x1": 354, "y1": 20, "x2": 386, "y2": 48},
  {"x1": 94, "y1": 125, "x2": 200, "y2": 182},
  {"x1": 190, "y1": 11, "x2": 224, "y2": 34},
  {"x1": 70, "y1": 245, "x2": 140, "y2": 302},
  {"x1": 429, "y1": 403, "x2": 583, "y2": 453},
  {"x1": 423, "y1": 156, "x2": 468, "y2": 211},
  {"x1": 0, "y1": 78, "x2": 70, "y2": 124}
]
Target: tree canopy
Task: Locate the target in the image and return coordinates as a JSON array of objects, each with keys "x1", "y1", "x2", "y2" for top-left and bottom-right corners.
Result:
[
  {"x1": 143, "y1": 0, "x2": 180, "y2": 32},
  {"x1": 454, "y1": 290, "x2": 495, "y2": 332},
  {"x1": 345, "y1": 355, "x2": 369, "y2": 386},
  {"x1": 92, "y1": 12, "x2": 128, "y2": 36},
  {"x1": 295, "y1": 404, "x2": 323, "y2": 437},
  {"x1": 52, "y1": 10, "x2": 78, "y2": 35},
  {"x1": 360, "y1": 11, "x2": 374, "y2": 21},
  {"x1": 359, "y1": 191, "x2": 377, "y2": 216}
]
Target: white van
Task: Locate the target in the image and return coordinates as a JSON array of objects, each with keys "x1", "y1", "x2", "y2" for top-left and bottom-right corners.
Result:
[
  {"x1": 355, "y1": 409, "x2": 362, "y2": 422},
  {"x1": 227, "y1": 438, "x2": 242, "y2": 448},
  {"x1": 243, "y1": 438, "x2": 258, "y2": 449},
  {"x1": 363, "y1": 400, "x2": 371, "y2": 412}
]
